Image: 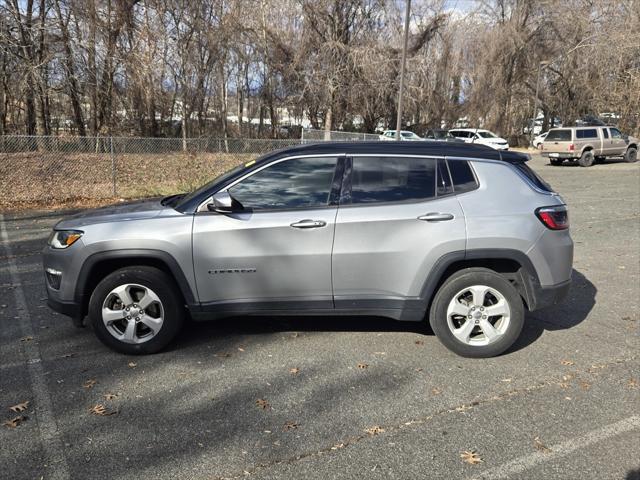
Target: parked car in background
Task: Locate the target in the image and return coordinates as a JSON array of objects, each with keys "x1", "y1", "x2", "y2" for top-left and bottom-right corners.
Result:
[
  {"x1": 44, "y1": 141, "x2": 572, "y2": 358},
  {"x1": 424, "y1": 129, "x2": 465, "y2": 143},
  {"x1": 449, "y1": 129, "x2": 509, "y2": 150},
  {"x1": 541, "y1": 126, "x2": 638, "y2": 167},
  {"x1": 532, "y1": 132, "x2": 548, "y2": 149},
  {"x1": 379, "y1": 130, "x2": 424, "y2": 141}
]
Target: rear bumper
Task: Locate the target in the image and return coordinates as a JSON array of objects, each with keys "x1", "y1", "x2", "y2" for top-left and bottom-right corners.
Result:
[
  {"x1": 542, "y1": 152, "x2": 576, "y2": 159},
  {"x1": 527, "y1": 278, "x2": 571, "y2": 311}
]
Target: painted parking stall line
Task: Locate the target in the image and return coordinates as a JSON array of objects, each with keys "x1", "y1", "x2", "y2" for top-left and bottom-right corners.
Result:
[
  {"x1": 0, "y1": 214, "x2": 70, "y2": 480},
  {"x1": 470, "y1": 415, "x2": 640, "y2": 480}
]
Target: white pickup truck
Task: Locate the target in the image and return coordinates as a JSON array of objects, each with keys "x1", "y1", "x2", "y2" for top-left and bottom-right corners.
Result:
[{"x1": 541, "y1": 126, "x2": 638, "y2": 167}]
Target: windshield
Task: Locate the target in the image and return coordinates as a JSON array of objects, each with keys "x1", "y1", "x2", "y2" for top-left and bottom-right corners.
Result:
[
  {"x1": 546, "y1": 129, "x2": 572, "y2": 141},
  {"x1": 175, "y1": 162, "x2": 249, "y2": 208},
  {"x1": 477, "y1": 131, "x2": 497, "y2": 138}
]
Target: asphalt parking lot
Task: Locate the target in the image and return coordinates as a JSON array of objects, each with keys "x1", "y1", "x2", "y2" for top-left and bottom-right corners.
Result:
[{"x1": 1, "y1": 153, "x2": 638, "y2": 480}]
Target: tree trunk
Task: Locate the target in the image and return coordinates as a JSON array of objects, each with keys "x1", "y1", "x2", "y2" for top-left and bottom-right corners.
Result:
[{"x1": 53, "y1": 0, "x2": 86, "y2": 136}]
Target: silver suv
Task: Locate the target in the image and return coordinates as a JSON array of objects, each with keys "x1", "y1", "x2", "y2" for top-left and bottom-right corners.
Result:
[{"x1": 44, "y1": 142, "x2": 573, "y2": 358}]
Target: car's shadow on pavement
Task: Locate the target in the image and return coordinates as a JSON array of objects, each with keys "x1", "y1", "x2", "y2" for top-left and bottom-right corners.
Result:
[
  {"x1": 175, "y1": 269, "x2": 596, "y2": 356},
  {"x1": 506, "y1": 268, "x2": 596, "y2": 354}
]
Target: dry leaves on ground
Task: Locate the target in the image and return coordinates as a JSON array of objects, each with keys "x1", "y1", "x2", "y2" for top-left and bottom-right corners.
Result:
[
  {"x1": 357, "y1": 363, "x2": 369, "y2": 369},
  {"x1": 289, "y1": 367, "x2": 300, "y2": 375},
  {"x1": 364, "y1": 426, "x2": 385, "y2": 436},
  {"x1": 3, "y1": 416, "x2": 27, "y2": 428},
  {"x1": 256, "y1": 399, "x2": 270, "y2": 410},
  {"x1": 560, "y1": 359, "x2": 575, "y2": 366},
  {"x1": 128, "y1": 362, "x2": 137, "y2": 368},
  {"x1": 460, "y1": 450, "x2": 483, "y2": 465},
  {"x1": 20, "y1": 336, "x2": 33, "y2": 342},
  {"x1": 104, "y1": 393, "x2": 118, "y2": 401},
  {"x1": 89, "y1": 404, "x2": 117, "y2": 416},
  {"x1": 283, "y1": 421, "x2": 298, "y2": 431},
  {"x1": 432, "y1": 387, "x2": 442, "y2": 395},
  {"x1": 9, "y1": 401, "x2": 29, "y2": 413},
  {"x1": 83, "y1": 379, "x2": 97, "y2": 389},
  {"x1": 415, "y1": 340, "x2": 424, "y2": 345},
  {"x1": 627, "y1": 378, "x2": 639, "y2": 389},
  {"x1": 534, "y1": 436, "x2": 552, "y2": 454}
]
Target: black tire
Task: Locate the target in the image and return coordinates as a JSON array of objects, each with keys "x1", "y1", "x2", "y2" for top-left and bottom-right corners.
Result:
[
  {"x1": 88, "y1": 266, "x2": 184, "y2": 354},
  {"x1": 549, "y1": 158, "x2": 563, "y2": 166},
  {"x1": 429, "y1": 268, "x2": 525, "y2": 358},
  {"x1": 624, "y1": 147, "x2": 637, "y2": 163},
  {"x1": 578, "y1": 150, "x2": 594, "y2": 167}
]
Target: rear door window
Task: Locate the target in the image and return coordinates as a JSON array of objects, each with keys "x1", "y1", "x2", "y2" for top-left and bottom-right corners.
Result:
[
  {"x1": 436, "y1": 159, "x2": 453, "y2": 196},
  {"x1": 603, "y1": 128, "x2": 609, "y2": 139},
  {"x1": 546, "y1": 129, "x2": 572, "y2": 141},
  {"x1": 348, "y1": 157, "x2": 436, "y2": 204}
]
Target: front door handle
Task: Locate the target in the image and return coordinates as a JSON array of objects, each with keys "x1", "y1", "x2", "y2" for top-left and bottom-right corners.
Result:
[
  {"x1": 290, "y1": 219, "x2": 327, "y2": 229},
  {"x1": 418, "y1": 212, "x2": 454, "y2": 222}
]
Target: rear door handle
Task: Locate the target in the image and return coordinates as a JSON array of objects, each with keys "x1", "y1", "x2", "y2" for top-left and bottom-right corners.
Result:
[
  {"x1": 418, "y1": 212, "x2": 454, "y2": 222},
  {"x1": 290, "y1": 219, "x2": 327, "y2": 229}
]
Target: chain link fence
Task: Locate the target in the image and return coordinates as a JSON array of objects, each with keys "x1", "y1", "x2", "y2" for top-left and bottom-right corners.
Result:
[
  {"x1": 0, "y1": 135, "x2": 304, "y2": 208},
  {"x1": 301, "y1": 129, "x2": 380, "y2": 142}
]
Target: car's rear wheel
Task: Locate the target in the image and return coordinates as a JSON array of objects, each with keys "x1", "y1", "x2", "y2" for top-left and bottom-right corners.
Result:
[
  {"x1": 88, "y1": 266, "x2": 184, "y2": 354},
  {"x1": 578, "y1": 150, "x2": 595, "y2": 167},
  {"x1": 549, "y1": 158, "x2": 563, "y2": 166},
  {"x1": 624, "y1": 147, "x2": 637, "y2": 163},
  {"x1": 429, "y1": 268, "x2": 524, "y2": 358}
]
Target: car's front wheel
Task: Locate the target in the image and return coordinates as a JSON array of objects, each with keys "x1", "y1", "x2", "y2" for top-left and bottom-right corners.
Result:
[
  {"x1": 624, "y1": 147, "x2": 637, "y2": 163},
  {"x1": 429, "y1": 268, "x2": 525, "y2": 358},
  {"x1": 88, "y1": 266, "x2": 184, "y2": 354}
]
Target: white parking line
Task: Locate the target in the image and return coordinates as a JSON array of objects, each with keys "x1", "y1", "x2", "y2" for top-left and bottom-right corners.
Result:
[
  {"x1": 470, "y1": 415, "x2": 640, "y2": 480},
  {"x1": 0, "y1": 214, "x2": 70, "y2": 480}
]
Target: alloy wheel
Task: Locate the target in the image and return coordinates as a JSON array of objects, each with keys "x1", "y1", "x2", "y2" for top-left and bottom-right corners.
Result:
[
  {"x1": 446, "y1": 285, "x2": 511, "y2": 346},
  {"x1": 101, "y1": 283, "x2": 164, "y2": 344}
]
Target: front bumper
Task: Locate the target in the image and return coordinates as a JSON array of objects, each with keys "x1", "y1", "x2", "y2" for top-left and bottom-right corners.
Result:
[
  {"x1": 43, "y1": 244, "x2": 86, "y2": 321},
  {"x1": 47, "y1": 296, "x2": 82, "y2": 318}
]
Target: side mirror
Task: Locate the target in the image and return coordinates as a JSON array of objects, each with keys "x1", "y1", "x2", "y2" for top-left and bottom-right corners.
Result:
[{"x1": 207, "y1": 191, "x2": 242, "y2": 213}]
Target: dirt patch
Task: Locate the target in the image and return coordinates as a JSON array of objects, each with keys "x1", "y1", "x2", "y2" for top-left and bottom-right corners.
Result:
[{"x1": 0, "y1": 151, "x2": 252, "y2": 210}]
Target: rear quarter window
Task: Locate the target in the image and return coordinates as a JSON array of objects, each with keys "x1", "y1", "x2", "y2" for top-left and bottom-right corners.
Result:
[
  {"x1": 546, "y1": 129, "x2": 572, "y2": 141},
  {"x1": 512, "y1": 162, "x2": 554, "y2": 192},
  {"x1": 576, "y1": 129, "x2": 598, "y2": 139},
  {"x1": 447, "y1": 160, "x2": 478, "y2": 193}
]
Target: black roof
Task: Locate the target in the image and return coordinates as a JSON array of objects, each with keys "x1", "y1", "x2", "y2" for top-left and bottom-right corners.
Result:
[{"x1": 259, "y1": 141, "x2": 529, "y2": 164}]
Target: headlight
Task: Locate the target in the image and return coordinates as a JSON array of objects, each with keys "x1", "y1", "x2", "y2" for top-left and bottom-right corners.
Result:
[{"x1": 48, "y1": 230, "x2": 83, "y2": 249}]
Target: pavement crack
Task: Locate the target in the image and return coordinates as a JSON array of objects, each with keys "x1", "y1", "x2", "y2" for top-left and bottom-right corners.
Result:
[{"x1": 211, "y1": 356, "x2": 637, "y2": 480}]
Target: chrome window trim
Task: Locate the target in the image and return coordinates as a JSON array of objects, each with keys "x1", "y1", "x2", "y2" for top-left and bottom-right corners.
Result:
[{"x1": 196, "y1": 153, "x2": 345, "y2": 213}]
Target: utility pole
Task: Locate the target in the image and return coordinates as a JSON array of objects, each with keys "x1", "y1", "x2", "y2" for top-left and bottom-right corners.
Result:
[
  {"x1": 530, "y1": 61, "x2": 548, "y2": 147},
  {"x1": 395, "y1": 0, "x2": 411, "y2": 141}
]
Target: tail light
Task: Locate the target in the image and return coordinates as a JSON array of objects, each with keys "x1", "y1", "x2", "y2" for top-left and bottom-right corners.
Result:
[
  {"x1": 568, "y1": 143, "x2": 575, "y2": 152},
  {"x1": 536, "y1": 206, "x2": 569, "y2": 230}
]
